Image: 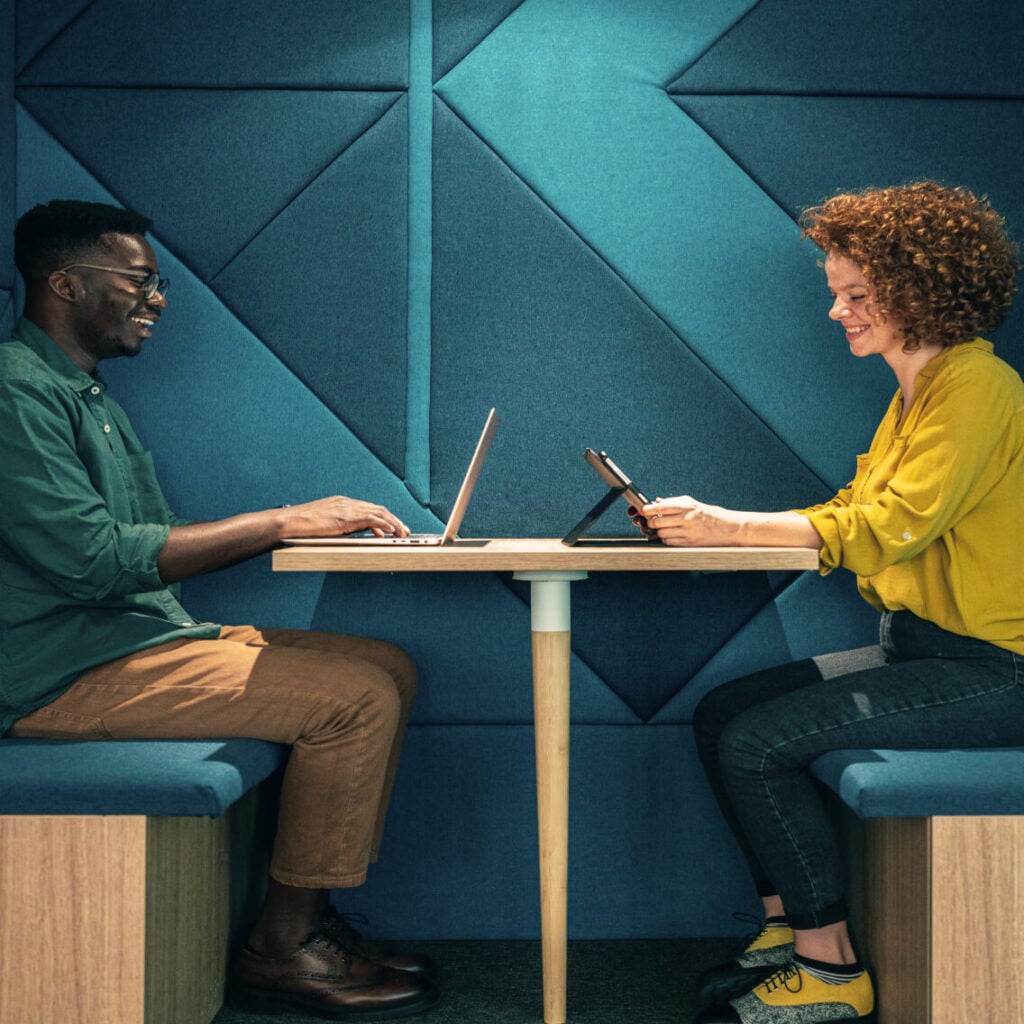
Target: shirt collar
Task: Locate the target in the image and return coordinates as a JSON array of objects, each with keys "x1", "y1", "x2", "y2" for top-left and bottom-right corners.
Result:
[
  {"x1": 917, "y1": 337, "x2": 992, "y2": 381},
  {"x1": 11, "y1": 316, "x2": 108, "y2": 395}
]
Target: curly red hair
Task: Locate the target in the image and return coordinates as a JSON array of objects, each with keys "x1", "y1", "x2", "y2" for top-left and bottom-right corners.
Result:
[{"x1": 799, "y1": 182, "x2": 1020, "y2": 350}]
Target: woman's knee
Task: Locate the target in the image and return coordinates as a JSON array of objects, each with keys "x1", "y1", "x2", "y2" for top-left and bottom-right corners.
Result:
[{"x1": 716, "y1": 709, "x2": 784, "y2": 783}]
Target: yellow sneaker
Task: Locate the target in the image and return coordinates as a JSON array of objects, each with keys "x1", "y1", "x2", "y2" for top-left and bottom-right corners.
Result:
[
  {"x1": 739, "y1": 923, "x2": 797, "y2": 964},
  {"x1": 698, "y1": 961, "x2": 876, "y2": 1023},
  {"x1": 697, "y1": 921, "x2": 795, "y2": 1007}
]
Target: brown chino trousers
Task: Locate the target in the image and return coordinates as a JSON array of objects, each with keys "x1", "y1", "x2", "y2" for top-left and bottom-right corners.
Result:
[{"x1": 9, "y1": 625, "x2": 418, "y2": 889}]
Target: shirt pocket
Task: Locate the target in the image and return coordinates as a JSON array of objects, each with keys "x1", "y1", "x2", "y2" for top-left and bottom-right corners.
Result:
[
  {"x1": 852, "y1": 438, "x2": 910, "y2": 504},
  {"x1": 119, "y1": 451, "x2": 171, "y2": 523}
]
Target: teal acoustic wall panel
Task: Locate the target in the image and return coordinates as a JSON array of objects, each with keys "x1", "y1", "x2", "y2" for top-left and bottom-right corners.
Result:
[
  {"x1": 6, "y1": 0, "x2": 1024, "y2": 940},
  {"x1": 0, "y1": 0, "x2": 12, "y2": 339}
]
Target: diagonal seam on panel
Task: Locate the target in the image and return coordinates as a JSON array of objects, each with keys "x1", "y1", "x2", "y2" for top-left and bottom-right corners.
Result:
[
  {"x1": 433, "y1": 0, "x2": 529, "y2": 87},
  {"x1": 11, "y1": 102, "x2": 426, "y2": 507},
  {"x1": 14, "y1": 0, "x2": 95, "y2": 79},
  {"x1": 667, "y1": 88, "x2": 1024, "y2": 101},
  {"x1": 435, "y1": 95, "x2": 833, "y2": 496},
  {"x1": 566, "y1": 643, "x2": 652, "y2": 725},
  {"x1": 208, "y1": 92, "x2": 405, "y2": 280},
  {"x1": 668, "y1": 93, "x2": 1024, "y2": 225},
  {"x1": 641, "y1": 571, "x2": 802, "y2": 723},
  {"x1": 661, "y1": 0, "x2": 763, "y2": 90},
  {"x1": 667, "y1": 99, "x2": 799, "y2": 226},
  {"x1": 493, "y1": 575, "x2": 643, "y2": 724}
]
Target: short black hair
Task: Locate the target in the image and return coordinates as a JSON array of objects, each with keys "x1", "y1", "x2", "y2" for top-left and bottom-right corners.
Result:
[{"x1": 14, "y1": 199, "x2": 153, "y2": 285}]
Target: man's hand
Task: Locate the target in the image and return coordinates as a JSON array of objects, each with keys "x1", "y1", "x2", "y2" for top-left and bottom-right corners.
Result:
[
  {"x1": 281, "y1": 497, "x2": 410, "y2": 539},
  {"x1": 157, "y1": 495, "x2": 411, "y2": 583}
]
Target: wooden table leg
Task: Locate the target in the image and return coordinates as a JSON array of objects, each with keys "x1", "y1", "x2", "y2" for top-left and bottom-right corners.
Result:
[{"x1": 515, "y1": 570, "x2": 587, "y2": 1024}]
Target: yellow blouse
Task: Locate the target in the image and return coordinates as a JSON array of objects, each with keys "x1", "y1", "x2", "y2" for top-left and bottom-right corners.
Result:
[{"x1": 797, "y1": 338, "x2": 1024, "y2": 654}]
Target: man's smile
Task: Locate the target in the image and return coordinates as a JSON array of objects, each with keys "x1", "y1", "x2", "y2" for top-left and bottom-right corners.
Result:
[{"x1": 130, "y1": 314, "x2": 157, "y2": 337}]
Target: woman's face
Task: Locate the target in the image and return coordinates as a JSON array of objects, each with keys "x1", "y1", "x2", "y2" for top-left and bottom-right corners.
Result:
[{"x1": 824, "y1": 252, "x2": 906, "y2": 361}]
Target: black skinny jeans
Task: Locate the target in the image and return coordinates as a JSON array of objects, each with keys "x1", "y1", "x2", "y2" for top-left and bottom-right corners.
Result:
[{"x1": 693, "y1": 610, "x2": 1024, "y2": 929}]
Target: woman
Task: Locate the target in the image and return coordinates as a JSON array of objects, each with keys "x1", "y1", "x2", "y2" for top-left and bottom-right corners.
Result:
[{"x1": 636, "y1": 182, "x2": 1023, "y2": 1024}]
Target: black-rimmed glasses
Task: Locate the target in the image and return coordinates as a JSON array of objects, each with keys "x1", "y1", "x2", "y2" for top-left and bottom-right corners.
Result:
[{"x1": 60, "y1": 263, "x2": 170, "y2": 300}]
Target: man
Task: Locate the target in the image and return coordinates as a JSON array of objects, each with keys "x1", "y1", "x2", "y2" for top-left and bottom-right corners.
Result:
[{"x1": 0, "y1": 199, "x2": 439, "y2": 1019}]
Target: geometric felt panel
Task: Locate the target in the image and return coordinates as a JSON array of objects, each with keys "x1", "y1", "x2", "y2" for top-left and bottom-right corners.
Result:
[
  {"x1": 432, "y1": 98, "x2": 835, "y2": 542},
  {"x1": 432, "y1": 0, "x2": 525, "y2": 82},
  {"x1": 211, "y1": 99, "x2": 410, "y2": 476},
  {"x1": 1, "y1": 0, "x2": 12, "y2": 318},
  {"x1": 671, "y1": 96, "x2": 1024, "y2": 246},
  {"x1": 17, "y1": 87, "x2": 402, "y2": 281},
  {"x1": 670, "y1": 0, "x2": 1024, "y2": 97},
  {"x1": 16, "y1": 0, "x2": 409, "y2": 87},
  {"x1": 434, "y1": 0, "x2": 894, "y2": 491},
  {"x1": 14, "y1": 0, "x2": 90, "y2": 77}
]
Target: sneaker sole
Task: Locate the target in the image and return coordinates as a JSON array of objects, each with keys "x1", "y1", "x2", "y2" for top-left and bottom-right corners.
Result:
[{"x1": 697, "y1": 963, "x2": 779, "y2": 1008}]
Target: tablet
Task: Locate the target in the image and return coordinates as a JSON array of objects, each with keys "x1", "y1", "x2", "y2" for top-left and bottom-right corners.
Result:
[
  {"x1": 561, "y1": 449, "x2": 658, "y2": 545},
  {"x1": 582, "y1": 448, "x2": 651, "y2": 511}
]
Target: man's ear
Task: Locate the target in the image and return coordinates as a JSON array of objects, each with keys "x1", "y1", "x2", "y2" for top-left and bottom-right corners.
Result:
[{"x1": 47, "y1": 269, "x2": 77, "y2": 302}]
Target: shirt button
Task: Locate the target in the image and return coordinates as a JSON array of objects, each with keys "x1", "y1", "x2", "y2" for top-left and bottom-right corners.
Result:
[
  {"x1": 902, "y1": 530, "x2": 913, "y2": 541},
  {"x1": 90, "y1": 386, "x2": 101, "y2": 395},
  {"x1": 103, "y1": 424, "x2": 111, "y2": 433},
  {"x1": 181, "y1": 621, "x2": 193, "y2": 627}
]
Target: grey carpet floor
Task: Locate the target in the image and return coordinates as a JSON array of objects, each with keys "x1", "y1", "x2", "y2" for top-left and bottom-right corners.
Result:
[{"x1": 213, "y1": 938, "x2": 738, "y2": 1024}]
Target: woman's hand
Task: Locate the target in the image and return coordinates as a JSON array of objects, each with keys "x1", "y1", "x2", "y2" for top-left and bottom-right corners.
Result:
[
  {"x1": 639, "y1": 496, "x2": 744, "y2": 546},
  {"x1": 637, "y1": 497, "x2": 822, "y2": 549}
]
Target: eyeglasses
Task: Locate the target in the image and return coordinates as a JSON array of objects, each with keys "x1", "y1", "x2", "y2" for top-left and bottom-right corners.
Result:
[{"x1": 60, "y1": 263, "x2": 170, "y2": 300}]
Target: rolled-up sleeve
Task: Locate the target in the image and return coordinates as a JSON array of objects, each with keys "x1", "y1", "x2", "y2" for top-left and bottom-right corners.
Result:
[{"x1": 796, "y1": 360, "x2": 1018, "y2": 579}]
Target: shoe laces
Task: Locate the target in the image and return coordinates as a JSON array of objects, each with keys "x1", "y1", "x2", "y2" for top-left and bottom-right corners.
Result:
[
  {"x1": 760, "y1": 962, "x2": 803, "y2": 995},
  {"x1": 321, "y1": 907, "x2": 374, "y2": 952},
  {"x1": 304, "y1": 929, "x2": 354, "y2": 964}
]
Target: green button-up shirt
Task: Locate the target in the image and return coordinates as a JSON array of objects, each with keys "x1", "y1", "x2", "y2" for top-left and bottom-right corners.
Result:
[{"x1": 0, "y1": 318, "x2": 220, "y2": 735}]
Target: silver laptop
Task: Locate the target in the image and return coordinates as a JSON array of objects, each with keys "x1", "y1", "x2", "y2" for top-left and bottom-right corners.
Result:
[{"x1": 281, "y1": 408, "x2": 498, "y2": 546}]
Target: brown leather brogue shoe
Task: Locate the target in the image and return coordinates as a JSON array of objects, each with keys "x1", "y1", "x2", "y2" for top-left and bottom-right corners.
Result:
[
  {"x1": 321, "y1": 908, "x2": 440, "y2": 978},
  {"x1": 230, "y1": 931, "x2": 440, "y2": 1019}
]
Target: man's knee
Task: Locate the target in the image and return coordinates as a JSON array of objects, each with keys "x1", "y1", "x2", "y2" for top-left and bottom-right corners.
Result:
[
  {"x1": 380, "y1": 642, "x2": 418, "y2": 702},
  {"x1": 298, "y1": 666, "x2": 403, "y2": 745}
]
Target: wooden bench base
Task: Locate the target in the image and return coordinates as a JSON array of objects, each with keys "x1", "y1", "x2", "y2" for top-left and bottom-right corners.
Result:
[
  {"x1": 0, "y1": 807, "x2": 242, "y2": 1024},
  {"x1": 844, "y1": 812, "x2": 1024, "y2": 1024}
]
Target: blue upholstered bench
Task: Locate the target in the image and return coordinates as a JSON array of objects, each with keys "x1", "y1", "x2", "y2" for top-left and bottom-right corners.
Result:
[
  {"x1": 0, "y1": 738, "x2": 288, "y2": 1024},
  {"x1": 811, "y1": 748, "x2": 1024, "y2": 1024}
]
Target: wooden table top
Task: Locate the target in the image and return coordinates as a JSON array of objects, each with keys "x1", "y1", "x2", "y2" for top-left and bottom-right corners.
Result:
[{"x1": 273, "y1": 536, "x2": 821, "y2": 573}]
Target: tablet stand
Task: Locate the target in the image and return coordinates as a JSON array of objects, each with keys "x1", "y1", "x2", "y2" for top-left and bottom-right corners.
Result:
[{"x1": 561, "y1": 486, "x2": 627, "y2": 545}]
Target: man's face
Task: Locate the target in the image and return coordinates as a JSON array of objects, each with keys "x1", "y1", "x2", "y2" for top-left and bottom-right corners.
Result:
[{"x1": 70, "y1": 233, "x2": 167, "y2": 365}]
